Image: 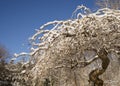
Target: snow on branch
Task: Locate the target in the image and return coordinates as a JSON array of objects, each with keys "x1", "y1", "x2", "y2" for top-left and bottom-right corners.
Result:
[
  {"x1": 14, "y1": 52, "x2": 30, "y2": 58},
  {"x1": 72, "y1": 5, "x2": 91, "y2": 18}
]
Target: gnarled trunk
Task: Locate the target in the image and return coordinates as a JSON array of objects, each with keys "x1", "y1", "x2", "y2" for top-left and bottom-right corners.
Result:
[{"x1": 89, "y1": 48, "x2": 110, "y2": 86}]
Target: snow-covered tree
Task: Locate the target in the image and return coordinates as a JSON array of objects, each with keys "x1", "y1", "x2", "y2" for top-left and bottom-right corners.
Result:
[{"x1": 5, "y1": 5, "x2": 120, "y2": 86}]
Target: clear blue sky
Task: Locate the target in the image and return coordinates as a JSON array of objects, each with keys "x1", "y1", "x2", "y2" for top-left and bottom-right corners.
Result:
[{"x1": 0, "y1": 0, "x2": 96, "y2": 55}]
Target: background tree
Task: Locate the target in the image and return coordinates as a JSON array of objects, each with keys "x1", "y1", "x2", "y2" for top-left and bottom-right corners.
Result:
[
  {"x1": 0, "y1": 45, "x2": 13, "y2": 86},
  {"x1": 96, "y1": 0, "x2": 120, "y2": 9},
  {"x1": 0, "y1": 45, "x2": 9, "y2": 66}
]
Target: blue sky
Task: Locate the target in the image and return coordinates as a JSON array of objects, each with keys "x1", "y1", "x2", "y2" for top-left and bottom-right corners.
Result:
[{"x1": 0, "y1": 0, "x2": 96, "y2": 55}]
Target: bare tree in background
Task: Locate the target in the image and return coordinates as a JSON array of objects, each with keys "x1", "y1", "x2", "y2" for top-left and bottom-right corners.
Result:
[
  {"x1": 0, "y1": 45, "x2": 8, "y2": 65},
  {"x1": 96, "y1": 0, "x2": 120, "y2": 9},
  {"x1": 0, "y1": 45, "x2": 13, "y2": 86}
]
